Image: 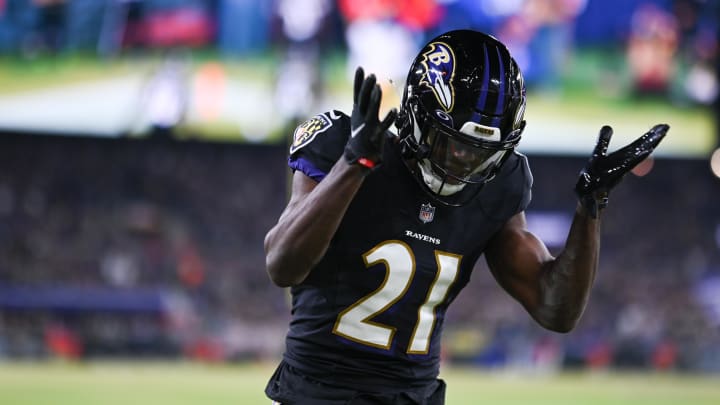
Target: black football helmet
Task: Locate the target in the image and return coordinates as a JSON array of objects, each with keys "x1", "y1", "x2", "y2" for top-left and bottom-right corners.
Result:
[{"x1": 397, "y1": 30, "x2": 526, "y2": 206}]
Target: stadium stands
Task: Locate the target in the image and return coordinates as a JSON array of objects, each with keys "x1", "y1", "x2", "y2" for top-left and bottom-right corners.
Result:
[{"x1": 0, "y1": 134, "x2": 718, "y2": 372}]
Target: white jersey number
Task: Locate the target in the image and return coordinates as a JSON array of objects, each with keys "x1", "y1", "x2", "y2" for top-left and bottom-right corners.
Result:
[{"x1": 332, "y1": 240, "x2": 461, "y2": 354}]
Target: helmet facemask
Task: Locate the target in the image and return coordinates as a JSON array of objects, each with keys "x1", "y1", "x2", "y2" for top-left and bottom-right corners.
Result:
[{"x1": 401, "y1": 96, "x2": 523, "y2": 205}]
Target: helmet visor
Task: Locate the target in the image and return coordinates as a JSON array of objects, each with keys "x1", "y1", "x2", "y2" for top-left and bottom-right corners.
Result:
[{"x1": 423, "y1": 121, "x2": 520, "y2": 185}]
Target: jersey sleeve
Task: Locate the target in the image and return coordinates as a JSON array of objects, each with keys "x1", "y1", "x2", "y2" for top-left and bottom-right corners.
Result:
[
  {"x1": 476, "y1": 151, "x2": 533, "y2": 221},
  {"x1": 513, "y1": 152, "x2": 533, "y2": 213},
  {"x1": 287, "y1": 110, "x2": 350, "y2": 182}
]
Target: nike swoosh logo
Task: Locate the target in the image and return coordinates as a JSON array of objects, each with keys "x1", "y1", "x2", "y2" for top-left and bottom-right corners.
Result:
[{"x1": 351, "y1": 123, "x2": 365, "y2": 138}]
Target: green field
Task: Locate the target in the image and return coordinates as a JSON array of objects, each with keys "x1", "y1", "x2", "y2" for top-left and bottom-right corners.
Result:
[{"x1": 0, "y1": 361, "x2": 718, "y2": 404}]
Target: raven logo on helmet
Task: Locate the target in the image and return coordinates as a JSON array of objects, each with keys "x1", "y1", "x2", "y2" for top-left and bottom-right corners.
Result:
[{"x1": 419, "y1": 42, "x2": 456, "y2": 112}]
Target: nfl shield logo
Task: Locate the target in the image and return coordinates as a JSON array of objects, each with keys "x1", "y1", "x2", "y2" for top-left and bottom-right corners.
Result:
[{"x1": 419, "y1": 203, "x2": 436, "y2": 224}]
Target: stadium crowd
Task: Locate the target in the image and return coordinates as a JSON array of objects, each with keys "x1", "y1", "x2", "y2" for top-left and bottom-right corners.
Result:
[
  {"x1": 0, "y1": 134, "x2": 718, "y2": 373},
  {"x1": 0, "y1": 134, "x2": 289, "y2": 360}
]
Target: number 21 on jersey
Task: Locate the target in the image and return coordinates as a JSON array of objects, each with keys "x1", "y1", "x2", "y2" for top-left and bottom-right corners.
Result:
[{"x1": 332, "y1": 240, "x2": 461, "y2": 354}]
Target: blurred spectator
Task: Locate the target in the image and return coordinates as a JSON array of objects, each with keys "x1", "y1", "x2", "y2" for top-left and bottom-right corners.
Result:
[
  {"x1": 273, "y1": 0, "x2": 333, "y2": 127},
  {"x1": 29, "y1": 0, "x2": 67, "y2": 53},
  {"x1": 338, "y1": 0, "x2": 445, "y2": 114},
  {"x1": 100, "y1": 249, "x2": 140, "y2": 287},
  {"x1": 139, "y1": 52, "x2": 190, "y2": 139},
  {"x1": 626, "y1": 3, "x2": 679, "y2": 97},
  {"x1": 44, "y1": 322, "x2": 82, "y2": 359},
  {"x1": 495, "y1": 0, "x2": 587, "y2": 92},
  {"x1": 217, "y1": 0, "x2": 272, "y2": 55}
]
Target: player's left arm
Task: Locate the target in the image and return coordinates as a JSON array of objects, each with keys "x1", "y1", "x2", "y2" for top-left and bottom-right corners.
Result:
[
  {"x1": 484, "y1": 124, "x2": 669, "y2": 333},
  {"x1": 484, "y1": 208, "x2": 599, "y2": 333}
]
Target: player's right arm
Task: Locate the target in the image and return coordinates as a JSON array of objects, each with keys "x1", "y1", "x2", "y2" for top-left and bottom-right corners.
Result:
[
  {"x1": 264, "y1": 162, "x2": 365, "y2": 287},
  {"x1": 264, "y1": 68, "x2": 397, "y2": 287}
]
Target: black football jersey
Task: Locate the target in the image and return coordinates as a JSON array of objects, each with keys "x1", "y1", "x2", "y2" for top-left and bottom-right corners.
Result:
[{"x1": 282, "y1": 110, "x2": 532, "y2": 389}]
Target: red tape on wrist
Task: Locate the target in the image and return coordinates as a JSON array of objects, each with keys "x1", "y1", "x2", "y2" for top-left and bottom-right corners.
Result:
[{"x1": 357, "y1": 158, "x2": 376, "y2": 169}]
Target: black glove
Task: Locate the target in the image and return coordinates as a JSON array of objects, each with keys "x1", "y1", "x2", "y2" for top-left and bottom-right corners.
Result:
[
  {"x1": 575, "y1": 124, "x2": 669, "y2": 218},
  {"x1": 344, "y1": 67, "x2": 397, "y2": 173}
]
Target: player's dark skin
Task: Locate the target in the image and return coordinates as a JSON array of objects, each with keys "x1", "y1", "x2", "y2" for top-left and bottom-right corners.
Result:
[{"x1": 265, "y1": 70, "x2": 668, "y2": 334}]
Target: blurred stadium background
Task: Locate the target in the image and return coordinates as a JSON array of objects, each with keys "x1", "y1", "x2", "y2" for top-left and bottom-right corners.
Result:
[{"x1": 1, "y1": 0, "x2": 720, "y2": 403}]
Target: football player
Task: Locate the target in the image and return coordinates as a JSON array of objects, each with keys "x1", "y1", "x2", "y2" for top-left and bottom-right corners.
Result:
[{"x1": 263, "y1": 29, "x2": 668, "y2": 404}]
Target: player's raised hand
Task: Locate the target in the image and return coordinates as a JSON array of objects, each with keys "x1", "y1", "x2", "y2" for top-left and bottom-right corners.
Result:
[
  {"x1": 575, "y1": 124, "x2": 669, "y2": 217},
  {"x1": 344, "y1": 67, "x2": 398, "y2": 173}
]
